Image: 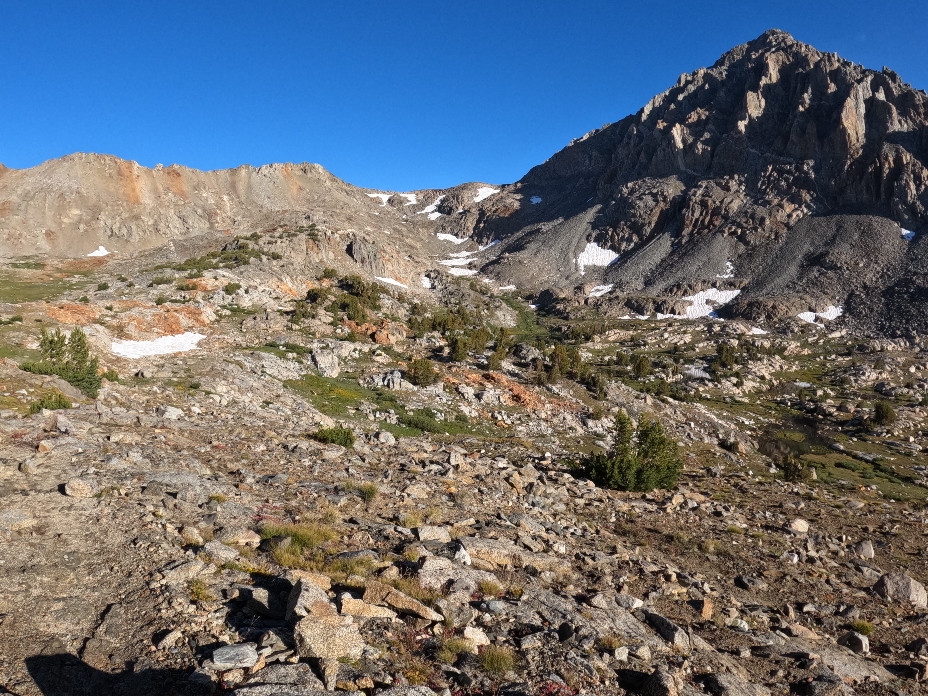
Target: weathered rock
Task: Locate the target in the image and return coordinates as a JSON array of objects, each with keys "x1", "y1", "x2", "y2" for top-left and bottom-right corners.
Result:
[
  {"x1": 362, "y1": 580, "x2": 442, "y2": 622},
  {"x1": 837, "y1": 631, "x2": 869, "y2": 654},
  {"x1": 704, "y1": 672, "x2": 771, "y2": 696},
  {"x1": 641, "y1": 668, "x2": 683, "y2": 696},
  {"x1": 414, "y1": 525, "x2": 452, "y2": 543},
  {"x1": 339, "y1": 596, "x2": 397, "y2": 619},
  {"x1": 787, "y1": 518, "x2": 809, "y2": 534},
  {"x1": 202, "y1": 540, "x2": 240, "y2": 563},
  {"x1": 212, "y1": 643, "x2": 259, "y2": 670},
  {"x1": 64, "y1": 477, "x2": 98, "y2": 498},
  {"x1": 853, "y1": 540, "x2": 875, "y2": 559},
  {"x1": 645, "y1": 611, "x2": 691, "y2": 653},
  {"x1": 874, "y1": 573, "x2": 927, "y2": 607},
  {"x1": 293, "y1": 614, "x2": 364, "y2": 660},
  {"x1": 156, "y1": 404, "x2": 184, "y2": 420},
  {"x1": 312, "y1": 349, "x2": 340, "y2": 378},
  {"x1": 286, "y1": 579, "x2": 335, "y2": 620}
]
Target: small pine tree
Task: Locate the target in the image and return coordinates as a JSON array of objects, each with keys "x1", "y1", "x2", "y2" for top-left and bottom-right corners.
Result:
[
  {"x1": 577, "y1": 412, "x2": 682, "y2": 492},
  {"x1": 449, "y1": 334, "x2": 469, "y2": 362},
  {"x1": 716, "y1": 343, "x2": 737, "y2": 369},
  {"x1": 406, "y1": 358, "x2": 440, "y2": 386},
  {"x1": 873, "y1": 401, "x2": 896, "y2": 426},
  {"x1": 633, "y1": 355, "x2": 652, "y2": 379}
]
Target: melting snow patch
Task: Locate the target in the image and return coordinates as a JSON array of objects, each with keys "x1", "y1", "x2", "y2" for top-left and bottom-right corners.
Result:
[
  {"x1": 749, "y1": 327, "x2": 768, "y2": 335},
  {"x1": 716, "y1": 261, "x2": 735, "y2": 279},
  {"x1": 474, "y1": 187, "x2": 500, "y2": 203},
  {"x1": 448, "y1": 250, "x2": 477, "y2": 258},
  {"x1": 439, "y1": 258, "x2": 473, "y2": 267},
  {"x1": 111, "y1": 332, "x2": 206, "y2": 358},
  {"x1": 530, "y1": 196, "x2": 542, "y2": 204},
  {"x1": 447, "y1": 268, "x2": 477, "y2": 277},
  {"x1": 87, "y1": 246, "x2": 110, "y2": 257},
  {"x1": 399, "y1": 193, "x2": 417, "y2": 205},
  {"x1": 902, "y1": 229, "x2": 916, "y2": 241},
  {"x1": 576, "y1": 242, "x2": 619, "y2": 274},
  {"x1": 367, "y1": 193, "x2": 391, "y2": 206},
  {"x1": 798, "y1": 305, "x2": 843, "y2": 324},
  {"x1": 684, "y1": 366, "x2": 711, "y2": 379},
  {"x1": 421, "y1": 276, "x2": 433, "y2": 289},
  {"x1": 499, "y1": 285, "x2": 516, "y2": 291},
  {"x1": 589, "y1": 284, "x2": 614, "y2": 298},
  {"x1": 436, "y1": 233, "x2": 469, "y2": 244},
  {"x1": 375, "y1": 277, "x2": 408, "y2": 289},
  {"x1": 795, "y1": 381, "x2": 812, "y2": 388},
  {"x1": 418, "y1": 195, "x2": 444, "y2": 216},
  {"x1": 479, "y1": 240, "x2": 499, "y2": 251},
  {"x1": 679, "y1": 289, "x2": 741, "y2": 319}
]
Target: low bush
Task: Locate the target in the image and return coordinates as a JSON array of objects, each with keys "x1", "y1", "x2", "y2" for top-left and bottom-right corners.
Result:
[
  {"x1": 406, "y1": 358, "x2": 440, "y2": 386},
  {"x1": 311, "y1": 427, "x2": 356, "y2": 447},
  {"x1": 21, "y1": 328, "x2": 103, "y2": 397},
  {"x1": 29, "y1": 391, "x2": 72, "y2": 413}
]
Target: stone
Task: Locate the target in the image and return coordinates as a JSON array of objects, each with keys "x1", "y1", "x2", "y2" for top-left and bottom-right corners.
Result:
[
  {"x1": 19, "y1": 459, "x2": 39, "y2": 475},
  {"x1": 312, "y1": 349, "x2": 340, "y2": 378},
  {"x1": 703, "y1": 672, "x2": 771, "y2": 696},
  {"x1": 340, "y1": 597, "x2": 397, "y2": 619},
  {"x1": 375, "y1": 430, "x2": 396, "y2": 445},
  {"x1": 735, "y1": 575, "x2": 768, "y2": 590},
  {"x1": 64, "y1": 477, "x2": 98, "y2": 498},
  {"x1": 786, "y1": 624, "x2": 820, "y2": 640},
  {"x1": 181, "y1": 526, "x2": 205, "y2": 545},
  {"x1": 874, "y1": 573, "x2": 928, "y2": 607},
  {"x1": 286, "y1": 579, "x2": 335, "y2": 620},
  {"x1": 161, "y1": 559, "x2": 208, "y2": 585},
  {"x1": 363, "y1": 580, "x2": 442, "y2": 622},
  {"x1": 788, "y1": 518, "x2": 809, "y2": 534},
  {"x1": 641, "y1": 668, "x2": 683, "y2": 696},
  {"x1": 157, "y1": 404, "x2": 184, "y2": 420},
  {"x1": 37, "y1": 439, "x2": 55, "y2": 453},
  {"x1": 242, "y1": 662, "x2": 324, "y2": 688},
  {"x1": 837, "y1": 631, "x2": 869, "y2": 654},
  {"x1": 202, "y1": 540, "x2": 240, "y2": 563},
  {"x1": 293, "y1": 614, "x2": 364, "y2": 660},
  {"x1": 644, "y1": 611, "x2": 691, "y2": 653},
  {"x1": 213, "y1": 643, "x2": 259, "y2": 670},
  {"x1": 853, "y1": 540, "x2": 875, "y2": 559},
  {"x1": 615, "y1": 593, "x2": 644, "y2": 610},
  {"x1": 0, "y1": 509, "x2": 36, "y2": 532},
  {"x1": 218, "y1": 527, "x2": 262, "y2": 547},
  {"x1": 460, "y1": 536, "x2": 568, "y2": 572},
  {"x1": 415, "y1": 525, "x2": 452, "y2": 543},
  {"x1": 462, "y1": 626, "x2": 490, "y2": 649}
]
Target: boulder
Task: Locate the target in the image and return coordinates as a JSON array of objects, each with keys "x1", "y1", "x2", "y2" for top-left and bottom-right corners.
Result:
[
  {"x1": 293, "y1": 614, "x2": 364, "y2": 660},
  {"x1": 874, "y1": 573, "x2": 928, "y2": 607}
]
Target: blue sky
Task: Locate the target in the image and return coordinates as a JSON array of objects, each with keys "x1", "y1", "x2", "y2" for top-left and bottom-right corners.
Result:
[{"x1": 2, "y1": 1, "x2": 926, "y2": 191}]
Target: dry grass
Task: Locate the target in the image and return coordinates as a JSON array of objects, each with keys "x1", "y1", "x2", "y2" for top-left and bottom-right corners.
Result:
[
  {"x1": 187, "y1": 579, "x2": 215, "y2": 602},
  {"x1": 480, "y1": 645, "x2": 515, "y2": 675},
  {"x1": 437, "y1": 637, "x2": 474, "y2": 663}
]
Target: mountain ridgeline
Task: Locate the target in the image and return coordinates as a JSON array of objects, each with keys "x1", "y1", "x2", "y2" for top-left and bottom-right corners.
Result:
[{"x1": 3, "y1": 29, "x2": 928, "y2": 336}]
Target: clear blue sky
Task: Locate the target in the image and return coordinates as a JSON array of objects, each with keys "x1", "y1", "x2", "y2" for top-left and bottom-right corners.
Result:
[{"x1": 1, "y1": 1, "x2": 925, "y2": 191}]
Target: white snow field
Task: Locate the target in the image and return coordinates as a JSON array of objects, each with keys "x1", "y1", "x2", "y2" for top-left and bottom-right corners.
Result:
[
  {"x1": 436, "y1": 233, "x2": 469, "y2": 244},
  {"x1": 399, "y1": 194, "x2": 417, "y2": 205},
  {"x1": 797, "y1": 305, "x2": 844, "y2": 324},
  {"x1": 418, "y1": 196, "x2": 445, "y2": 219},
  {"x1": 654, "y1": 289, "x2": 742, "y2": 320},
  {"x1": 473, "y1": 187, "x2": 500, "y2": 203},
  {"x1": 576, "y1": 242, "x2": 619, "y2": 274},
  {"x1": 716, "y1": 261, "x2": 735, "y2": 279},
  {"x1": 111, "y1": 332, "x2": 206, "y2": 358},
  {"x1": 87, "y1": 246, "x2": 111, "y2": 257},
  {"x1": 439, "y1": 258, "x2": 474, "y2": 267},
  {"x1": 588, "y1": 284, "x2": 614, "y2": 298},
  {"x1": 367, "y1": 193, "x2": 391, "y2": 206},
  {"x1": 447, "y1": 268, "x2": 478, "y2": 277},
  {"x1": 421, "y1": 276, "x2": 433, "y2": 289},
  {"x1": 374, "y1": 277, "x2": 408, "y2": 289}
]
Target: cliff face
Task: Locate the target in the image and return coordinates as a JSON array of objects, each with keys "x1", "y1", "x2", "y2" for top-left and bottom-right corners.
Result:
[{"x1": 437, "y1": 30, "x2": 928, "y2": 335}]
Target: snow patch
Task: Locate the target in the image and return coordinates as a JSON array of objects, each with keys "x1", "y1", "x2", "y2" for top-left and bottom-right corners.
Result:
[
  {"x1": 499, "y1": 285, "x2": 516, "y2": 291},
  {"x1": 474, "y1": 186, "x2": 500, "y2": 203},
  {"x1": 576, "y1": 242, "x2": 619, "y2": 274},
  {"x1": 447, "y1": 268, "x2": 478, "y2": 277},
  {"x1": 448, "y1": 250, "x2": 478, "y2": 258},
  {"x1": 716, "y1": 261, "x2": 735, "y2": 279},
  {"x1": 798, "y1": 305, "x2": 844, "y2": 324},
  {"x1": 439, "y1": 258, "x2": 474, "y2": 267},
  {"x1": 418, "y1": 195, "x2": 445, "y2": 216},
  {"x1": 421, "y1": 276, "x2": 433, "y2": 289},
  {"x1": 749, "y1": 327, "x2": 768, "y2": 335},
  {"x1": 399, "y1": 193, "x2": 417, "y2": 205},
  {"x1": 654, "y1": 288, "x2": 742, "y2": 320},
  {"x1": 530, "y1": 196, "x2": 542, "y2": 204},
  {"x1": 902, "y1": 229, "x2": 916, "y2": 241},
  {"x1": 87, "y1": 246, "x2": 110, "y2": 257},
  {"x1": 479, "y1": 240, "x2": 499, "y2": 251},
  {"x1": 436, "y1": 233, "x2": 469, "y2": 244},
  {"x1": 111, "y1": 332, "x2": 206, "y2": 358},
  {"x1": 367, "y1": 193, "x2": 391, "y2": 207},
  {"x1": 375, "y1": 277, "x2": 408, "y2": 289},
  {"x1": 588, "y1": 284, "x2": 614, "y2": 298}
]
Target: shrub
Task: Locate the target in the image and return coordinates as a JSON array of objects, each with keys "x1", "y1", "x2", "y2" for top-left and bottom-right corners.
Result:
[
  {"x1": 176, "y1": 281, "x2": 197, "y2": 291},
  {"x1": 322, "y1": 267, "x2": 338, "y2": 279},
  {"x1": 311, "y1": 427, "x2": 356, "y2": 447},
  {"x1": 716, "y1": 342, "x2": 737, "y2": 368},
  {"x1": 155, "y1": 296, "x2": 168, "y2": 305},
  {"x1": 852, "y1": 620, "x2": 874, "y2": 636},
  {"x1": 21, "y1": 327, "x2": 103, "y2": 397},
  {"x1": 576, "y1": 411, "x2": 682, "y2": 492},
  {"x1": 873, "y1": 401, "x2": 896, "y2": 426},
  {"x1": 151, "y1": 276, "x2": 172, "y2": 285},
  {"x1": 29, "y1": 391, "x2": 72, "y2": 414},
  {"x1": 358, "y1": 483, "x2": 379, "y2": 502},
  {"x1": 406, "y1": 358, "x2": 440, "y2": 386},
  {"x1": 437, "y1": 638, "x2": 474, "y2": 663},
  {"x1": 188, "y1": 579, "x2": 215, "y2": 603},
  {"x1": 781, "y1": 454, "x2": 814, "y2": 483},
  {"x1": 399, "y1": 412, "x2": 445, "y2": 434},
  {"x1": 96, "y1": 282, "x2": 110, "y2": 291},
  {"x1": 480, "y1": 645, "x2": 515, "y2": 675},
  {"x1": 223, "y1": 282, "x2": 241, "y2": 295}
]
